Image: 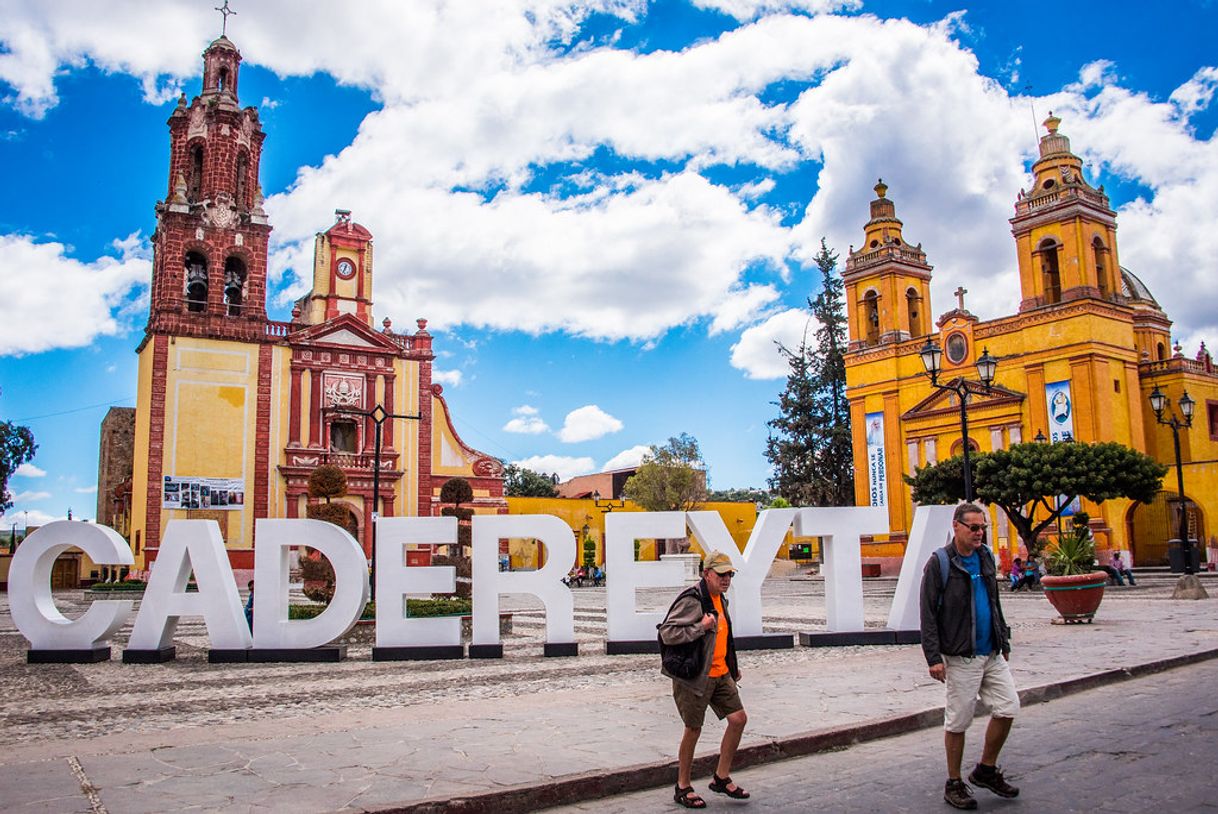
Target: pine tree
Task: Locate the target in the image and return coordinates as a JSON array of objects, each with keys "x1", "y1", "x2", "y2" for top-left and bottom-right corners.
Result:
[{"x1": 765, "y1": 240, "x2": 855, "y2": 505}]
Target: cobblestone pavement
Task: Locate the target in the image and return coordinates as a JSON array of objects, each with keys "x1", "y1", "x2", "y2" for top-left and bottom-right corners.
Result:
[
  {"x1": 552, "y1": 657, "x2": 1218, "y2": 813},
  {"x1": 0, "y1": 575, "x2": 1214, "y2": 812}
]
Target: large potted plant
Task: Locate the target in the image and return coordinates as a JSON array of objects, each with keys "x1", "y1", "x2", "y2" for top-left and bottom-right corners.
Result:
[{"x1": 1041, "y1": 515, "x2": 1108, "y2": 624}]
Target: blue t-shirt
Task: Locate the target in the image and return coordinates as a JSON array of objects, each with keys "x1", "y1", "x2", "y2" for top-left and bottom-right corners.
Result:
[{"x1": 960, "y1": 551, "x2": 993, "y2": 656}]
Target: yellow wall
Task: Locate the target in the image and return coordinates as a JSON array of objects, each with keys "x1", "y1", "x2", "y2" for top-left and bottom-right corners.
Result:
[{"x1": 503, "y1": 498, "x2": 760, "y2": 570}]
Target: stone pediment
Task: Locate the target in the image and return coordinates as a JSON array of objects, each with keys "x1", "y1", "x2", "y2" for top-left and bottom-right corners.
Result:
[
  {"x1": 902, "y1": 378, "x2": 1025, "y2": 421},
  {"x1": 290, "y1": 315, "x2": 399, "y2": 352}
]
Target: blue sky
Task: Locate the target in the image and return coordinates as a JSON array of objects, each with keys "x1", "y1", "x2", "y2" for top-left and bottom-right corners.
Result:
[{"x1": 1, "y1": 0, "x2": 1216, "y2": 528}]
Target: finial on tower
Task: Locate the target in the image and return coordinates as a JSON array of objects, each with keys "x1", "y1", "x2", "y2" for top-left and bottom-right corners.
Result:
[
  {"x1": 215, "y1": 0, "x2": 237, "y2": 37},
  {"x1": 1043, "y1": 111, "x2": 1061, "y2": 135},
  {"x1": 874, "y1": 178, "x2": 888, "y2": 199}
]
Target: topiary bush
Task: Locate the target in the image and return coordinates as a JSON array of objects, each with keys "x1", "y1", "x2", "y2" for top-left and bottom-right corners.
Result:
[
  {"x1": 439, "y1": 476, "x2": 474, "y2": 507},
  {"x1": 308, "y1": 465, "x2": 347, "y2": 501}
]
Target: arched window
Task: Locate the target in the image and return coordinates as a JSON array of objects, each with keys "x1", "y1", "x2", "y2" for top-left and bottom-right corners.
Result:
[
  {"x1": 906, "y1": 287, "x2": 922, "y2": 338},
  {"x1": 184, "y1": 251, "x2": 209, "y2": 312},
  {"x1": 329, "y1": 420, "x2": 358, "y2": 453},
  {"x1": 1092, "y1": 237, "x2": 1111, "y2": 299},
  {"x1": 235, "y1": 152, "x2": 249, "y2": 209},
  {"x1": 1157, "y1": 341, "x2": 1166, "y2": 361},
  {"x1": 1038, "y1": 239, "x2": 1061, "y2": 304},
  {"x1": 224, "y1": 256, "x2": 247, "y2": 316},
  {"x1": 188, "y1": 144, "x2": 204, "y2": 202},
  {"x1": 863, "y1": 290, "x2": 880, "y2": 344},
  {"x1": 218, "y1": 67, "x2": 229, "y2": 93}
]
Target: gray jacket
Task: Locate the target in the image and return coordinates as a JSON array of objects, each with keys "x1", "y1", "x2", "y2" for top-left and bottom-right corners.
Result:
[
  {"x1": 919, "y1": 542, "x2": 1011, "y2": 667},
  {"x1": 658, "y1": 579, "x2": 739, "y2": 693}
]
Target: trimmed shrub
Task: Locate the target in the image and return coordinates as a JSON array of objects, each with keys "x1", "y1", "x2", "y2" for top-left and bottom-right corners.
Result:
[
  {"x1": 308, "y1": 465, "x2": 347, "y2": 501},
  {"x1": 440, "y1": 477, "x2": 473, "y2": 506}
]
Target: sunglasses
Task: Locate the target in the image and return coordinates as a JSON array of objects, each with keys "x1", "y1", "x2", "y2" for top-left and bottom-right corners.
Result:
[
  {"x1": 713, "y1": 570, "x2": 736, "y2": 579},
  {"x1": 957, "y1": 522, "x2": 988, "y2": 533}
]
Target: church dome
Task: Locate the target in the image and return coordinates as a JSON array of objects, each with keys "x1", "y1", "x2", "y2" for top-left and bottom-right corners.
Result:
[
  {"x1": 1119, "y1": 266, "x2": 1159, "y2": 307},
  {"x1": 206, "y1": 35, "x2": 239, "y2": 52}
]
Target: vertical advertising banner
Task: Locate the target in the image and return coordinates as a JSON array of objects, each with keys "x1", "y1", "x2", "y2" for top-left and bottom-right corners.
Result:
[
  {"x1": 865, "y1": 411, "x2": 887, "y2": 508},
  {"x1": 1044, "y1": 380, "x2": 1080, "y2": 515},
  {"x1": 1044, "y1": 380, "x2": 1075, "y2": 443}
]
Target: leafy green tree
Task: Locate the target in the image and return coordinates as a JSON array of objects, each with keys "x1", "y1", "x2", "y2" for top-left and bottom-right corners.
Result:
[
  {"x1": 623, "y1": 433, "x2": 707, "y2": 512},
  {"x1": 1, "y1": 418, "x2": 37, "y2": 514},
  {"x1": 503, "y1": 463, "x2": 559, "y2": 497},
  {"x1": 905, "y1": 441, "x2": 1166, "y2": 558},
  {"x1": 766, "y1": 239, "x2": 853, "y2": 505}
]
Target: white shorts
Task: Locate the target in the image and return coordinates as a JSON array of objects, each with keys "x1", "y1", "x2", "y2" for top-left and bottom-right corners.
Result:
[{"x1": 943, "y1": 653, "x2": 1020, "y2": 732}]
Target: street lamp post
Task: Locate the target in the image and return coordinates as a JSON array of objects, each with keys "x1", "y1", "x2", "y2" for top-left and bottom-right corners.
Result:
[
  {"x1": 592, "y1": 489, "x2": 625, "y2": 513},
  {"x1": 322, "y1": 404, "x2": 421, "y2": 597},
  {"x1": 1148, "y1": 384, "x2": 1196, "y2": 575},
  {"x1": 919, "y1": 339, "x2": 998, "y2": 503}
]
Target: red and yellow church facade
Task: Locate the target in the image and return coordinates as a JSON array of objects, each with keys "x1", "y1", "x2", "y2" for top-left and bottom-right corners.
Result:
[
  {"x1": 846, "y1": 115, "x2": 1218, "y2": 569},
  {"x1": 126, "y1": 34, "x2": 504, "y2": 574}
]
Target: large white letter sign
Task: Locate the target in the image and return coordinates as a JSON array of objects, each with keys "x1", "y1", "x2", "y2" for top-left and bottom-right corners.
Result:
[
  {"x1": 887, "y1": 505, "x2": 955, "y2": 632},
  {"x1": 127, "y1": 520, "x2": 250, "y2": 656},
  {"x1": 686, "y1": 508, "x2": 797, "y2": 640},
  {"x1": 374, "y1": 516, "x2": 462, "y2": 656},
  {"x1": 11, "y1": 521, "x2": 134, "y2": 657},
  {"x1": 252, "y1": 519, "x2": 369, "y2": 651},
  {"x1": 604, "y1": 511, "x2": 687, "y2": 648},
  {"x1": 471, "y1": 514, "x2": 575, "y2": 657},
  {"x1": 794, "y1": 507, "x2": 888, "y2": 633}
]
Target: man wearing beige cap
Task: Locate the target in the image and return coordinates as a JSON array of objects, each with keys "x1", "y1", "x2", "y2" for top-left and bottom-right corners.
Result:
[{"x1": 658, "y1": 550, "x2": 750, "y2": 808}]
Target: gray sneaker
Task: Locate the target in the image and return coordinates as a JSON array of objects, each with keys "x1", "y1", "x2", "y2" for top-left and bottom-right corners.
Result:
[
  {"x1": 944, "y1": 779, "x2": 978, "y2": 810},
  {"x1": 969, "y1": 764, "x2": 1019, "y2": 798}
]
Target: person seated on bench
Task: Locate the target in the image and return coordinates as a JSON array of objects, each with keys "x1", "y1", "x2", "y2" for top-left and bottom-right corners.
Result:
[
  {"x1": 1110, "y1": 550, "x2": 1136, "y2": 586},
  {"x1": 1013, "y1": 557, "x2": 1041, "y2": 591},
  {"x1": 1008, "y1": 558, "x2": 1023, "y2": 591}
]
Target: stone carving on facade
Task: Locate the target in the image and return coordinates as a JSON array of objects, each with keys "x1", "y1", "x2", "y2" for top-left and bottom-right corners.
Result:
[
  {"x1": 187, "y1": 104, "x2": 207, "y2": 140},
  {"x1": 473, "y1": 457, "x2": 505, "y2": 477},
  {"x1": 324, "y1": 374, "x2": 363, "y2": 408}
]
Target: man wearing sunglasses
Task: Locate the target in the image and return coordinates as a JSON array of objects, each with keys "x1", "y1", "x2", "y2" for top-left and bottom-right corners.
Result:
[
  {"x1": 659, "y1": 550, "x2": 750, "y2": 808},
  {"x1": 921, "y1": 503, "x2": 1020, "y2": 810}
]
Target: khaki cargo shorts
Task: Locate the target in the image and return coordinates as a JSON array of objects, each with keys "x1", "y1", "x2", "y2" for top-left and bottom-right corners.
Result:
[
  {"x1": 673, "y1": 674, "x2": 744, "y2": 729},
  {"x1": 943, "y1": 653, "x2": 1020, "y2": 732}
]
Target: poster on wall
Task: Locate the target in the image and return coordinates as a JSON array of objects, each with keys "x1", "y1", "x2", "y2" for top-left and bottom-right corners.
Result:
[
  {"x1": 1044, "y1": 380, "x2": 1075, "y2": 443},
  {"x1": 162, "y1": 476, "x2": 245, "y2": 510},
  {"x1": 865, "y1": 411, "x2": 887, "y2": 508}
]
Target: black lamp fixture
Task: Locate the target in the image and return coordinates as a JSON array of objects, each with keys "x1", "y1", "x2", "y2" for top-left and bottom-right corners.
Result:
[
  {"x1": 1148, "y1": 382, "x2": 1197, "y2": 574},
  {"x1": 919, "y1": 339, "x2": 999, "y2": 503}
]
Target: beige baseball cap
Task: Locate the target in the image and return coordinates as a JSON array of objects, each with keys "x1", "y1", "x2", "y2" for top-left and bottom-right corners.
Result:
[{"x1": 703, "y1": 551, "x2": 736, "y2": 575}]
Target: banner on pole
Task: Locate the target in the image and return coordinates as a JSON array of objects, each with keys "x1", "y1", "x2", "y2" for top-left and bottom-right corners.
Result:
[{"x1": 865, "y1": 411, "x2": 887, "y2": 508}]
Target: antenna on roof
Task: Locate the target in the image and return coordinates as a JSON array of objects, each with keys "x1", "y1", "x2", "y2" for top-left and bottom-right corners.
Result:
[
  {"x1": 215, "y1": 0, "x2": 236, "y2": 37},
  {"x1": 1024, "y1": 84, "x2": 1039, "y2": 147}
]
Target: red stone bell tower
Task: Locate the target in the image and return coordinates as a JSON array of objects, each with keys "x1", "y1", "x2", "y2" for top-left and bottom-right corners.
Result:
[{"x1": 147, "y1": 34, "x2": 271, "y2": 341}]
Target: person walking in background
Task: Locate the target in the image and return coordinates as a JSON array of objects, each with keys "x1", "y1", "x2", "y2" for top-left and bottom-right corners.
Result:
[
  {"x1": 658, "y1": 551, "x2": 750, "y2": 808},
  {"x1": 921, "y1": 504, "x2": 1020, "y2": 810}
]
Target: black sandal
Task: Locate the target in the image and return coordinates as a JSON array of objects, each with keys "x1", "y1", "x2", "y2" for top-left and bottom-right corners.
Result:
[
  {"x1": 708, "y1": 773, "x2": 750, "y2": 799},
  {"x1": 675, "y1": 785, "x2": 707, "y2": 809}
]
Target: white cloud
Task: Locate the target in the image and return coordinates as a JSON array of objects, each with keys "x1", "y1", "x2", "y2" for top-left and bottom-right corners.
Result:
[
  {"x1": 0, "y1": 508, "x2": 65, "y2": 527},
  {"x1": 74, "y1": 485, "x2": 98, "y2": 494},
  {"x1": 9, "y1": 490, "x2": 51, "y2": 502},
  {"x1": 0, "y1": 233, "x2": 148, "y2": 356},
  {"x1": 432, "y1": 368, "x2": 463, "y2": 387},
  {"x1": 602, "y1": 444, "x2": 652, "y2": 470},
  {"x1": 503, "y1": 404, "x2": 551, "y2": 434},
  {"x1": 557, "y1": 404, "x2": 623, "y2": 442},
  {"x1": 14, "y1": 463, "x2": 46, "y2": 478},
  {"x1": 2, "y1": 4, "x2": 1215, "y2": 364},
  {"x1": 511, "y1": 454, "x2": 597, "y2": 481},
  {"x1": 730, "y1": 307, "x2": 811, "y2": 379}
]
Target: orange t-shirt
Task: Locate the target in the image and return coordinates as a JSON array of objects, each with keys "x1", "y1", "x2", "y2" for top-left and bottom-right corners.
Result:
[{"x1": 709, "y1": 593, "x2": 729, "y2": 677}]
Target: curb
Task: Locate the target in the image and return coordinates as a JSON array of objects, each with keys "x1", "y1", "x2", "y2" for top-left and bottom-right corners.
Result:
[{"x1": 376, "y1": 646, "x2": 1218, "y2": 814}]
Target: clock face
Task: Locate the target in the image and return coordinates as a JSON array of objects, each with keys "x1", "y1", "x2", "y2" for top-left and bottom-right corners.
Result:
[{"x1": 336, "y1": 259, "x2": 356, "y2": 279}]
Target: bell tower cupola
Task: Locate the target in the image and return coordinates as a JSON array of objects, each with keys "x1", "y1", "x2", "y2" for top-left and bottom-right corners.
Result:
[
  {"x1": 299, "y1": 210, "x2": 377, "y2": 327},
  {"x1": 1011, "y1": 114, "x2": 1120, "y2": 311},
  {"x1": 844, "y1": 180, "x2": 934, "y2": 348}
]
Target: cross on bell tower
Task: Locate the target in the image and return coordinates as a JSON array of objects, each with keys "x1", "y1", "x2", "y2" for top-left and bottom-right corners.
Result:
[{"x1": 954, "y1": 286, "x2": 968, "y2": 311}]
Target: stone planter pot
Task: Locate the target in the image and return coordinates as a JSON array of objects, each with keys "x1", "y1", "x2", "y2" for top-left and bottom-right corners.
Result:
[{"x1": 1041, "y1": 571, "x2": 1108, "y2": 623}]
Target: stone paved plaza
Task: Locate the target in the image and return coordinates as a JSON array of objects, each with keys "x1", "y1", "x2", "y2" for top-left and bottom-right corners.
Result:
[{"x1": 1, "y1": 575, "x2": 1215, "y2": 812}]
